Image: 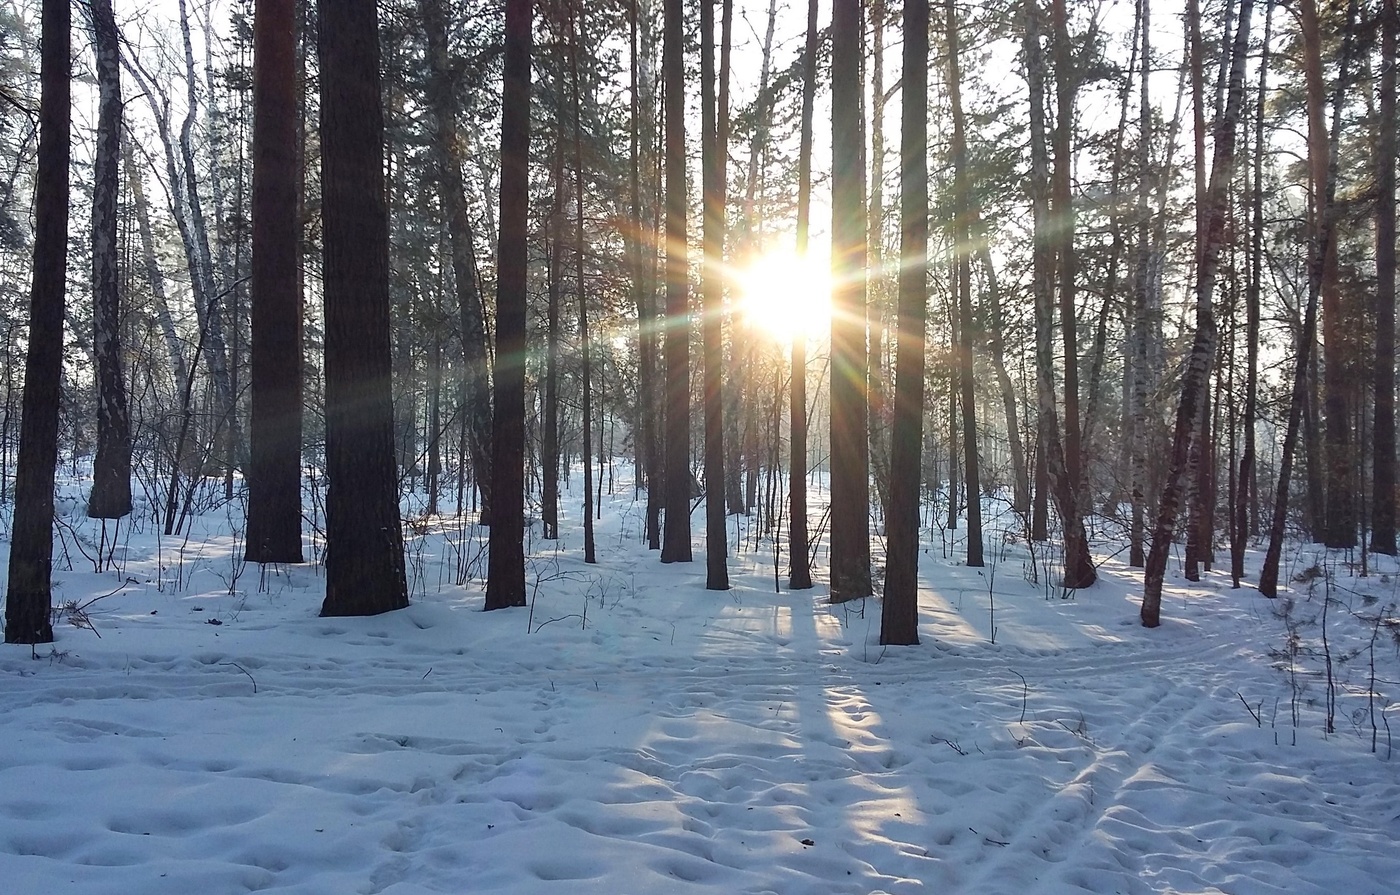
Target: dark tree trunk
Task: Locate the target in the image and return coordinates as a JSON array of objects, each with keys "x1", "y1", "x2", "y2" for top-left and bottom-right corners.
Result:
[
  {"x1": 1143, "y1": 0, "x2": 1253, "y2": 627},
  {"x1": 1234, "y1": 2, "x2": 1271, "y2": 582},
  {"x1": 944, "y1": 0, "x2": 982, "y2": 568},
  {"x1": 1314, "y1": 0, "x2": 1361, "y2": 548},
  {"x1": 246, "y1": 0, "x2": 304, "y2": 563},
  {"x1": 1129, "y1": 0, "x2": 1152, "y2": 570},
  {"x1": 87, "y1": 0, "x2": 131, "y2": 522},
  {"x1": 1050, "y1": 0, "x2": 1094, "y2": 589},
  {"x1": 484, "y1": 0, "x2": 533, "y2": 608},
  {"x1": 880, "y1": 0, "x2": 928, "y2": 646},
  {"x1": 1372, "y1": 0, "x2": 1397, "y2": 555},
  {"x1": 629, "y1": 0, "x2": 660, "y2": 551},
  {"x1": 317, "y1": 0, "x2": 408, "y2": 617},
  {"x1": 788, "y1": 0, "x2": 818, "y2": 591},
  {"x1": 4, "y1": 0, "x2": 68, "y2": 644},
  {"x1": 700, "y1": 0, "x2": 728, "y2": 589},
  {"x1": 542, "y1": 140, "x2": 564, "y2": 540},
  {"x1": 829, "y1": 0, "x2": 871, "y2": 602},
  {"x1": 660, "y1": 0, "x2": 693, "y2": 564},
  {"x1": 571, "y1": 1, "x2": 596, "y2": 565}
]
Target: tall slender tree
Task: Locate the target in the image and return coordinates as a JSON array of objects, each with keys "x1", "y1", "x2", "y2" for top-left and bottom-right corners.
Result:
[
  {"x1": 829, "y1": 0, "x2": 872, "y2": 602},
  {"x1": 788, "y1": 0, "x2": 819, "y2": 592},
  {"x1": 1143, "y1": 0, "x2": 1253, "y2": 627},
  {"x1": 1372, "y1": 0, "x2": 1397, "y2": 556},
  {"x1": 87, "y1": 0, "x2": 131, "y2": 522},
  {"x1": 944, "y1": 0, "x2": 983, "y2": 568},
  {"x1": 660, "y1": 0, "x2": 693, "y2": 564},
  {"x1": 1050, "y1": 0, "x2": 1093, "y2": 588},
  {"x1": 571, "y1": 0, "x2": 597, "y2": 565},
  {"x1": 318, "y1": 0, "x2": 408, "y2": 617},
  {"x1": 881, "y1": 0, "x2": 929, "y2": 646},
  {"x1": 485, "y1": 0, "x2": 533, "y2": 607},
  {"x1": 422, "y1": 0, "x2": 493, "y2": 524},
  {"x1": 700, "y1": 0, "x2": 728, "y2": 589},
  {"x1": 4, "y1": 0, "x2": 68, "y2": 644},
  {"x1": 246, "y1": 0, "x2": 304, "y2": 563}
]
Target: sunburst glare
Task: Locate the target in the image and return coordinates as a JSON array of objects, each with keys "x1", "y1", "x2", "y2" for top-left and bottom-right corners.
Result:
[{"x1": 733, "y1": 249, "x2": 833, "y2": 343}]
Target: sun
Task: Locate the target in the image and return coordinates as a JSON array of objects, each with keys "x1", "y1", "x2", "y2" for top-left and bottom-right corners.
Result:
[{"x1": 733, "y1": 249, "x2": 832, "y2": 343}]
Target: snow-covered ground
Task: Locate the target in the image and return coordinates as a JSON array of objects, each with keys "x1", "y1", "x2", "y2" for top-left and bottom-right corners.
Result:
[{"x1": 2, "y1": 468, "x2": 1398, "y2": 894}]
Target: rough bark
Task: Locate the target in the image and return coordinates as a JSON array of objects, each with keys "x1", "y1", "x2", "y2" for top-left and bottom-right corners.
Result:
[
  {"x1": 701, "y1": 0, "x2": 728, "y2": 588},
  {"x1": 829, "y1": 0, "x2": 872, "y2": 602},
  {"x1": 880, "y1": 0, "x2": 928, "y2": 646},
  {"x1": 788, "y1": 0, "x2": 818, "y2": 591},
  {"x1": 88, "y1": 0, "x2": 131, "y2": 521},
  {"x1": 5, "y1": 0, "x2": 68, "y2": 645},
  {"x1": 1374, "y1": 0, "x2": 1398, "y2": 555},
  {"x1": 246, "y1": 0, "x2": 304, "y2": 563},
  {"x1": 660, "y1": 0, "x2": 692, "y2": 564},
  {"x1": 1050, "y1": 0, "x2": 1094, "y2": 588},
  {"x1": 484, "y1": 0, "x2": 533, "y2": 607},
  {"x1": 317, "y1": 0, "x2": 408, "y2": 617}
]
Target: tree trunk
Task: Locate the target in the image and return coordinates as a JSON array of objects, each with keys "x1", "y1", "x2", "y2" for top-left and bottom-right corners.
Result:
[
  {"x1": 788, "y1": 0, "x2": 819, "y2": 591},
  {"x1": 1374, "y1": 0, "x2": 1398, "y2": 555},
  {"x1": 4, "y1": 0, "x2": 68, "y2": 644},
  {"x1": 87, "y1": 0, "x2": 131, "y2": 521},
  {"x1": 1050, "y1": 0, "x2": 1094, "y2": 588},
  {"x1": 1312, "y1": 0, "x2": 1360, "y2": 548},
  {"x1": 246, "y1": 0, "x2": 304, "y2": 562},
  {"x1": 317, "y1": 0, "x2": 408, "y2": 617},
  {"x1": 660, "y1": 0, "x2": 692, "y2": 564},
  {"x1": 484, "y1": 0, "x2": 533, "y2": 607},
  {"x1": 868, "y1": 0, "x2": 891, "y2": 521},
  {"x1": 630, "y1": 0, "x2": 661, "y2": 550},
  {"x1": 1128, "y1": 0, "x2": 1153, "y2": 569},
  {"x1": 944, "y1": 0, "x2": 983, "y2": 567},
  {"x1": 1023, "y1": 0, "x2": 1092, "y2": 585},
  {"x1": 880, "y1": 0, "x2": 928, "y2": 646},
  {"x1": 422, "y1": 0, "x2": 493, "y2": 524},
  {"x1": 701, "y1": 0, "x2": 728, "y2": 588},
  {"x1": 543, "y1": 140, "x2": 564, "y2": 540},
  {"x1": 829, "y1": 0, "x2": 872, "y2": 602},
  {"x1": 571, "y1": 0, "x2": 596, "y2": 565},
  {"x1": 1234, "y1": 2, "x2": 1270, "y2": 581},
  {"x1": 1143, "y1": 0, "x2": 1253, "y2": 626}
]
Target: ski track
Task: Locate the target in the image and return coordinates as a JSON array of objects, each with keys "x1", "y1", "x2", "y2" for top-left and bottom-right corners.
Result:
[{"x1": 3, "y1": 502, "x2": 1400, "y2": 893}]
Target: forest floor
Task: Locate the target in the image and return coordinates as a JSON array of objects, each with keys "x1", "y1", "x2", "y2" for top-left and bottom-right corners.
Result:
[{"x1": 1, "y1": 467, "x2": 1398, "y2": 894}]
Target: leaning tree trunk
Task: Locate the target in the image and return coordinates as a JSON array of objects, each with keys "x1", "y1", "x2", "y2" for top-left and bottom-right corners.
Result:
[
  {"x1": 1143, "y1": 0, "x2": 1253, "y2": 627},
  {"x1": 5, "y1": 0, "x2": 68, "y2": 645},
  {"x1": 87, "y1": 0, "x2": 132, "y2": 521}
]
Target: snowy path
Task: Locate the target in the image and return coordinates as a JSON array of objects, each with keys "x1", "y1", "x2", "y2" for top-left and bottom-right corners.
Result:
[{"x1": 3, "y1": 499, "x2": 1400, "y2": 894}]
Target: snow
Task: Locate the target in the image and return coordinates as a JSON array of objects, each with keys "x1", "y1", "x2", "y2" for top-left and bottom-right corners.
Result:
[{"x1": 2, "y1": 470, "x2": 1399, "y2": 894}]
